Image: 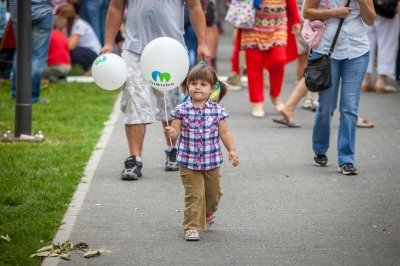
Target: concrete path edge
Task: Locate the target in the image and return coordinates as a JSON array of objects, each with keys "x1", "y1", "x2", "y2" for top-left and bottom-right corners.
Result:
[{"x1": 42, "y1": 92, "x2": 122, "y2": 266}]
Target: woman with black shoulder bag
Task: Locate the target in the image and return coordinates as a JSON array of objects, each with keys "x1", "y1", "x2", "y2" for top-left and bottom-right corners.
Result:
[{"x1": 303, "y1": 0, "x2": 376, "y2": 175}]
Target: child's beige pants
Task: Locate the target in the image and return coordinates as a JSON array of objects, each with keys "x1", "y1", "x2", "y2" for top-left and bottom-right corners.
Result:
[{"x1": 180, "y1": 166, "x2": 223, "y2": 231}]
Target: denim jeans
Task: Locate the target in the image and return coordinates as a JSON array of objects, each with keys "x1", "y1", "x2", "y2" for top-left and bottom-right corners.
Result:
[
  {"x1": 11, "y1": 12, "x2": 52, "y2": 102},
  {"x1": 82, "y1": 0, "x2": 109, "y2": 45},
  {"x1": 184, "y1": 8, "x2": 198, "y2": 69},
  {"x1": 312, "y1": 51, "x2": 370, "y2": 166}
]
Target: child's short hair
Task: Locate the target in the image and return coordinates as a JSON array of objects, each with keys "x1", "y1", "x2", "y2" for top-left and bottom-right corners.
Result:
[{"x1": 181, "y1": 64, "x2": 228, "y2": 102}]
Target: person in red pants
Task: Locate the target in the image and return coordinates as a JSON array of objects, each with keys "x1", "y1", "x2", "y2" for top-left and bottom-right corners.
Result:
[
  {"x1": 240, "y1": 0, "x2": 300, "y2": 117},
  {"x1": 226, "y1": 28, "x2": 243, "y2": 90}
]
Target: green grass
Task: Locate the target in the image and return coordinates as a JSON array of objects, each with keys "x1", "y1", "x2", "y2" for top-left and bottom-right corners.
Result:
[{"x1": 0, "y1": 81, "x2": 119, "y2": 265}]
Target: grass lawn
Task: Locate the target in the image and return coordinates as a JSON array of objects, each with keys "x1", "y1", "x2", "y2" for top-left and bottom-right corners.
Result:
[{"x1": 0, "y1": 80, "x2": 119, "y2": 265}]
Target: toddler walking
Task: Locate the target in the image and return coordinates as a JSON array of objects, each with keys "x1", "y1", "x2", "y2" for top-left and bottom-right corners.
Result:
[{"x1": 165, "y1": 64, "x2": 239, "y2": 241}]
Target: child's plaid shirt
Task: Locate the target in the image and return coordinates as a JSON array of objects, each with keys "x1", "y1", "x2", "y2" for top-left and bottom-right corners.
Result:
[{"x1": 171, "y1": 100, "x2": 229, "y2": 170}]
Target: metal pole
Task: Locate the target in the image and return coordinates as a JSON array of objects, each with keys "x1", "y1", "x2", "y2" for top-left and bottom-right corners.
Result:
[{"x1": 14, "y1": 0, "x2": 32, "y2": 137}]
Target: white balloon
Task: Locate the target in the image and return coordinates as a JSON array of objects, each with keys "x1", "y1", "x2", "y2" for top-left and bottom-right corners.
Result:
[
  {"x1": 140, "y1": 37, "x2": 189, "y2": 91},
  {"x1": 91, "y1": 53, "x2": 128, "y2": 90}
]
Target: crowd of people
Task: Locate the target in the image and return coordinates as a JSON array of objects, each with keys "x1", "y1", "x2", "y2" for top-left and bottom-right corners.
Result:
[{"x1": 1, "y1": 0, "x2": 399, "y2": 241}]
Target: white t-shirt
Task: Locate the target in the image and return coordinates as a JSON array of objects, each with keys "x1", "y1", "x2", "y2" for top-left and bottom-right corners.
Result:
[
  {"x1": 72, "y1": 18, "x2": 102, "y2": 54},
  {"x1": 123, "y1": 0, "x2": 186, "y2": 54},
  {"x1": 312, "y1": 0, "x2": 370, "y2": 60}
]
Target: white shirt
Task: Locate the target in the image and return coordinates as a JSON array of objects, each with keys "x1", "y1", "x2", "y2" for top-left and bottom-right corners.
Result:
[
  {"x1": 123, "y1": 0, "x2": 186, "y2": 54},
  {"x1": 72, "y1": 18, "x2": 102, "y2": 54},
  {"x1": 313, "y1": 0, "x2": 370, "y2": 60}
]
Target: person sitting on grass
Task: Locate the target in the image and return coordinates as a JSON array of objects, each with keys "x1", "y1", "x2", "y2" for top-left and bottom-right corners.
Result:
[{"x1": 57, "y1": 3, "x2": 101, "y2": 76}]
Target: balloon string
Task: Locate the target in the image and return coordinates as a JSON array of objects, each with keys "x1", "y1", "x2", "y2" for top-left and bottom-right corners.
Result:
[{"x1": 163, "y1": 89, "x2": 173, "y2": 146}]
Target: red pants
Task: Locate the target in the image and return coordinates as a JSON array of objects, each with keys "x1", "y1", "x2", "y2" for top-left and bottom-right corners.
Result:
[
  {"x1": 245, "y1": 46, "x2": 287, "y2": 103},
  {"x1": 231, "y1": 29, "x2": 241, "y2": 74}
]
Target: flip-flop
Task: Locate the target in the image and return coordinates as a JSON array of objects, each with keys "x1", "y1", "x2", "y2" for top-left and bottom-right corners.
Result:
[
  {"x1": 357, "y1": 118, "x2": 374, "y2": 128},
  {"x1": 375, "y1": 85, "x2": 397, "y2": 93},
  {"x1": 272, "y1": 118, "x2": 301, "y2": 128}
]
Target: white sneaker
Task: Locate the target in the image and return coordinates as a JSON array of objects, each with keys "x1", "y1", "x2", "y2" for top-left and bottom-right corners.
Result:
[
  {"x1": 185, "y1": 230, "x2": 200, "y2": 241},
  {"x1": 252, "y1": 110, "x2": 265, "y2": 118}
]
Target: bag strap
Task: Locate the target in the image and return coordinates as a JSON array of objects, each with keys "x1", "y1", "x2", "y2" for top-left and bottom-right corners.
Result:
[{"x1": 329, "y1": 0, "x2": 350, "y2": 56}]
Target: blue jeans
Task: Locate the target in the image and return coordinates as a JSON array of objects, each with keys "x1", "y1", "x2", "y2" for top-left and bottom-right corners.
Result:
[
  {"x1": 312, "y1": 51, "x2": 370, "y2": 166},
  {"x1": 11, "y1": 12, "x2": 52, "y2": 102},
  {"x1": 83, "y1": 0, "x2": 109, "y2": 45},
  {"x1": 184, "y1": 7, "x2": 198, "y2": 69}
]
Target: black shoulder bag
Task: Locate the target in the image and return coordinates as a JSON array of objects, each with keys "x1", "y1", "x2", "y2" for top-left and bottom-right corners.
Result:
[
  {"x1": 303, "y1": 0, "x2": 350, "y2": 93},
  {"x1": 373, "y1": 0, "x2": 398, "y2": 18}
]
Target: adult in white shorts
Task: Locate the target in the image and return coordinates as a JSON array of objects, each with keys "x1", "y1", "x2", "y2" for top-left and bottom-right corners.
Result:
[{"x1": 101, "y1": 0, "x2": 210, "y2": 180}]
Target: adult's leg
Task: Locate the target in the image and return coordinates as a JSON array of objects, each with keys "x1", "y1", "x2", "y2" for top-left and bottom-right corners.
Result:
[
  {"x1": 280, "y1": 77, "x2": 308, "y2": 123},
  {"x1": 121, "y1": 50, "x2": 155, "y2": 157},
  {"x1": 245, "y1": 49, "x2": 264, "y2": 106},
  {"x1": 337, "y1": 52, "x2": 369, "y2": 165},
  {"x1": 312, "y1": 54, "x2": 341, "y2": 157},
  {"x1": 14, "y1": 13, "x2": 52, "y2": 102},
  {"x1": 245, "y1": 49, "x2": 265, "y2": 115},
  {"x1": 362, "y1": 23, "x2": 376, "y2": 91},
  {"x1": 375, "y1": 15, "x2": 400, "y2": 93},
  {"x1": 82, "y1": 0, "x2": 109, "y2": 45},
  {"x1": 125, "y1": 124, "x2": 146, "y2": 157},
  {"x1": 265, "y1": 46, "x2": 286, "y2": 109},
  {"x1": 231, "y1": 28, "x2": 241, "y2": 74},
  {"x1": 31, "y1": 14, "x2": 52, "y2": 101},
  {"x1": 226, "y1": 28, "x2": 242, "y2": 89}
]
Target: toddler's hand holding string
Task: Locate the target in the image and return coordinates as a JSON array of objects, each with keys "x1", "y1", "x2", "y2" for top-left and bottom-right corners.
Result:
[{"x1": 164, "y1": 126, "x2": 178, "y2": 139}]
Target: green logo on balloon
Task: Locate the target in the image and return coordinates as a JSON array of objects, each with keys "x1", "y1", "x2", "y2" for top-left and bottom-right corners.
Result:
[
  {"x1": 94, "y1": 55, "x2": 107, "y2": 65},
  {"x1": 151, "y1": 71, "x2": 171, "y2": 82}
]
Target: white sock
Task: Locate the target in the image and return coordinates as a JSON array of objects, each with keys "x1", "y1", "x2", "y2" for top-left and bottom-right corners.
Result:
[{"x1": 135, "y1": 156, "x2": 142, "y2": 162}]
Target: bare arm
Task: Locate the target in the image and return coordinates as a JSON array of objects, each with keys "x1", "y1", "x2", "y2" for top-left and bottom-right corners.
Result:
[
  {"x1": 68, "y1": 34, "x2": 80, "y2": 50},
  {"x1": 356, "y1": 0, "x2": 376, "y2": 26},
  {"x1": 101, "y1": 0, "x2": 126, "y2": 54},
  {"x1": 219, "y1": 120, "x2": 239, "y2": 167},
  {"x1": 185, "y1": 0, "x2": 211, "y2": 62},
  {"x1": 303, "y1": 0, "x2": 352, "y2": 20},
  {"x1": 164, "y1": 120, "x2": 182, "y2": 140}
]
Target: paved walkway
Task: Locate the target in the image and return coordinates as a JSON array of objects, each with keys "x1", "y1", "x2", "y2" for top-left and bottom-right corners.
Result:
[{"x1": 44, "y1": 26, "x2": 400, "y2": 266}]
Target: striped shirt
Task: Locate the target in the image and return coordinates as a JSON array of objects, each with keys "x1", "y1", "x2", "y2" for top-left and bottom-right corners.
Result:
[
  {"x1": 172, "y1": 100, "x2": 229, "y2": 171},
  {"x1": 240, "y1": 0, "x2": 300, "y2": 51}
]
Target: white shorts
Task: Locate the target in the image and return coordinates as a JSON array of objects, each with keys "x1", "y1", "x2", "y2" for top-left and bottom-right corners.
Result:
[{"x1": 120, "y1": 50, "x2": 183, "y2": 125}]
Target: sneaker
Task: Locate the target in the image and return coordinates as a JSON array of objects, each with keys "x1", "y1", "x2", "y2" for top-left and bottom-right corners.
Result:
[
  {"x1": 302, "y1": 92, "x2": 319, "y2": 111},
  {"x1": 206, "y1": 213, "x2": 215, "y2": 227},
  {"x1": 302, "y1": 98, "x2": 314, "y2": 110},
  {"x1": 338, "y1": 163, "x2": 358, "y2": 175},
  {"x1": 121, "y1": 156, "x2": 143, "y2": 180},
  {"x1": 185, "y1": 230, "x2": 200, "y2": 241},
  {"x1": 165, "y1": 148, "x2": 179, "y2": 171},
  {"x1": 314, "y1": 154, "x2": 329, "y2": 167},
  {"x1": 226, "y1": 72, "x2": 241, "y2": 90}
]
